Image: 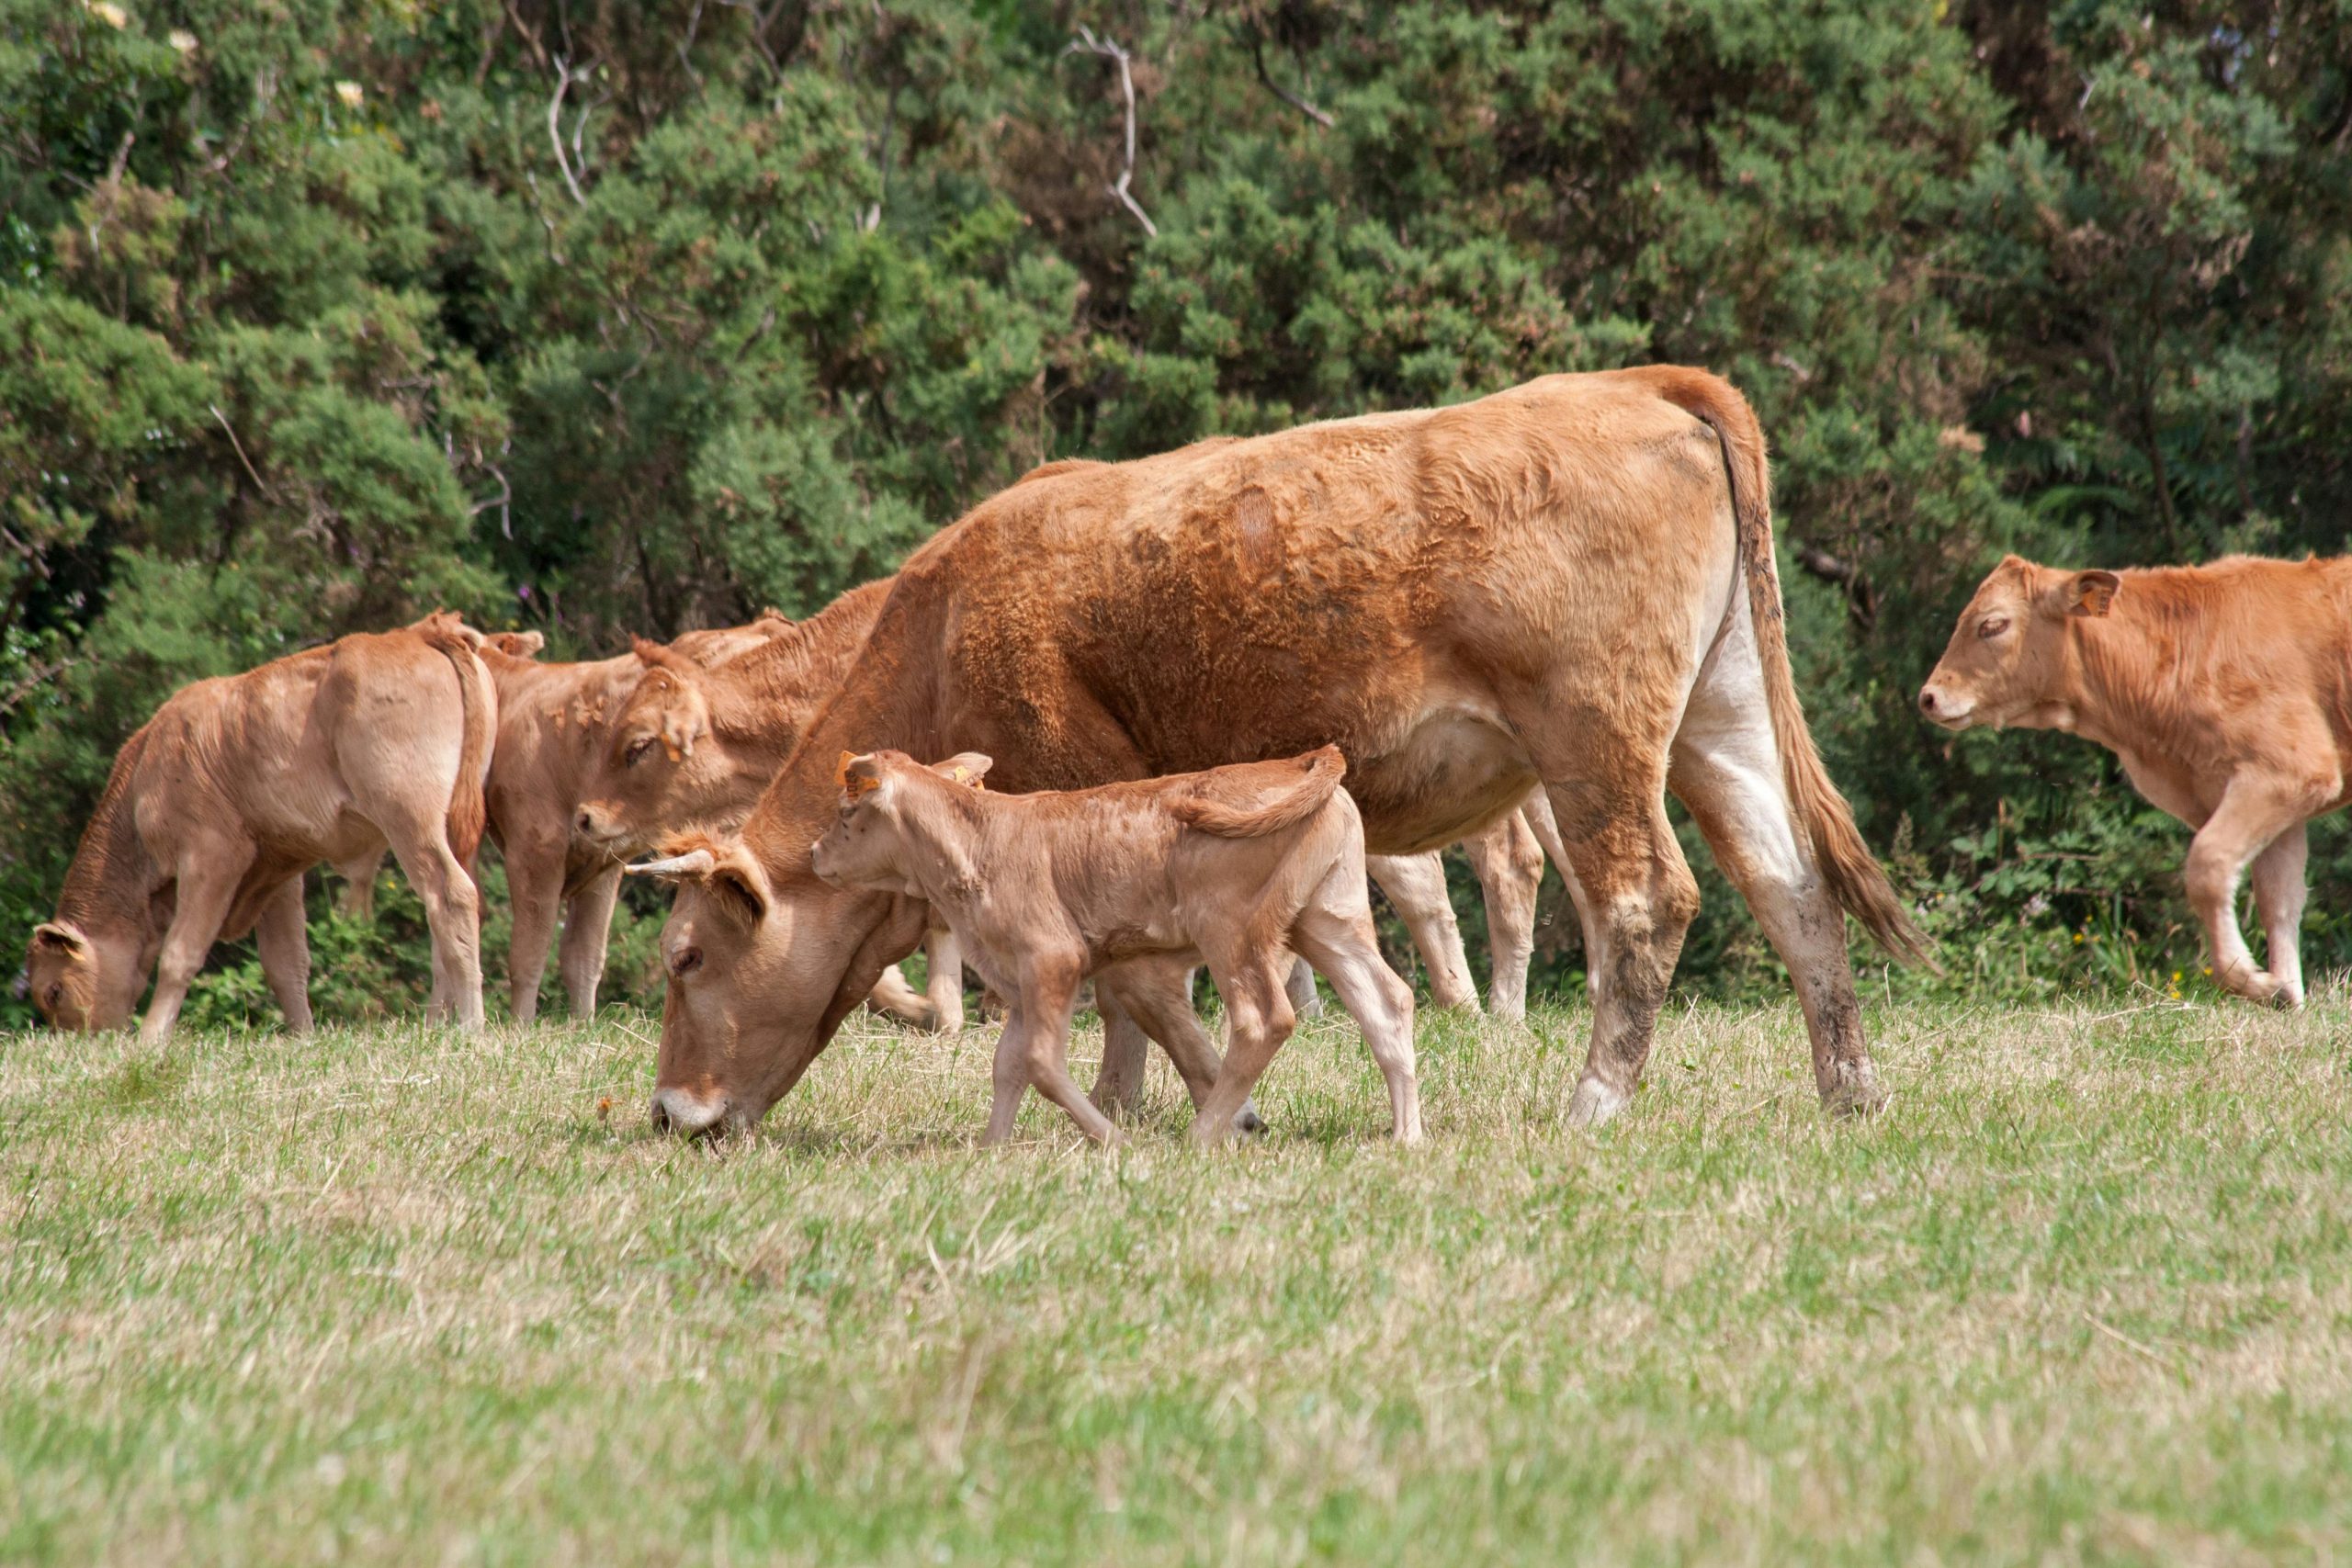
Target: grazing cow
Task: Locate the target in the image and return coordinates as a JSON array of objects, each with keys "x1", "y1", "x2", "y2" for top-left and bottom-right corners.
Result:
[
  {"x1": 27, "y1": 613, "x2": 496, "y2": 1039},
  {"x1": 632, "y1": 367, "x2": 1926, "y2": 1137},
  {"x1": 803, "y1": 746, "x2": 1419, "y2": 1144},
  {"x1": 569, "y1": 581, "x2": 968, "y2": 1032},
  {"x1": 1919, "y1": 553, "x2": 2352, "y2": 1006},
  {"x1": 472, "y1": 616, "x2": 793, "y2": 1022}
]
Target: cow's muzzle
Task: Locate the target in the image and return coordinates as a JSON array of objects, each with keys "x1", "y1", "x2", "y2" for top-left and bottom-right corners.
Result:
[{"x1": 650, "y1": 1085, "x2": 731, "y2": 1137}]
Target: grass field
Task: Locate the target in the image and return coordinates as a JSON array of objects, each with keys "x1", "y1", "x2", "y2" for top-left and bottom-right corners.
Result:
[{"x1": 3, "y1": 990, "x2": 2349, "y2": 1564}]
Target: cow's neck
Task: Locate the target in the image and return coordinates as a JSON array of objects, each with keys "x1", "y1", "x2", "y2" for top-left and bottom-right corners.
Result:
[
  {"x1": 889, "y1": 783, "x2": 990, "y2": 913},
  {"x1": 2062, "y1": 606, "x2": 2192, "y2": 758},
  {"x1": 706, "y1": 582, "x2": 889, "y2": 746}
]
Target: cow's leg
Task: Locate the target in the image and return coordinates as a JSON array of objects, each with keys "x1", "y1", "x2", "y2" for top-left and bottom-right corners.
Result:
[
  {"x1": 1365, "y1": 852, "x2": 1478, "y2": 1009},
  {"x1": 1293, "y1": 878, "x2": 1422, "y2": 1145},
  {"x1": 1096, "y1": 959, "x2": 1266, "y2": 1135},
  {"x1": 383, "y1": 825, "x2": 485, "y2": 1032},
  {"x1": 1285, "y1": 956, "x2": 1323, "y2": 1019},
  {"x1": 1191, "y1": 957, "x2": 1298, "y2": 1145},
  {"x1": 2186, "y1": 777, "x2": 2321, "y2": 1006},
  {"x1": 1667, "y1": 611, "x2": 1881, "y2": 1114},
  {"x1": 333, "y1": 848, "x2": 385, "y2": 921},
  {"x1": 502, "y1": 838, "x2": 565, "y2": 1024},
  {"x1": 1540, "y1": 773, "x2": 1698, "y2": 1128},
  {"x1": 1089, "y1": 980, "x2": 1154, "y2": 1116},
  {"x1": 2249, "y1": 821, "x2": 2310, "y2": 1007},
  {"x1": 254, "y1": 875, "x2": 314, "y2": 1035},
  {"x1": 1463, "y1": 807, "x2": 1545, "y2": 1020},
  {"x1": 865, "y1": 963, "x2": 937, "y2": 1028},
  {"x1": 557, "y1": 864, "x2": 622, "y2": 1017},
  {"x1": 140, "y1": 852, "x2": 251, "y2": 1043},
  {"x1": 923, "y1": 926, "x2": 966, "y2": 1034}
]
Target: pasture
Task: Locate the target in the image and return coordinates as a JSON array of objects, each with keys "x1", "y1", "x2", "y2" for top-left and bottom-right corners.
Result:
[{"x1": 4, "y1": 995, "x2": 2347, "y2": 1564}]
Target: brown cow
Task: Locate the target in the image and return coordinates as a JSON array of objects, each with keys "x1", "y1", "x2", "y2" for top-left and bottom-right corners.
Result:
[
  {"x1": 804, "y1": 746, "x2": 1419, "y2": 1144},
  {"x1": 632, "y1": 367, "x2": 1926, "y2": 1136},
  {"x1": 28, "y1": 613, "x2": 496, "y2": 1039},
  {"x1": 569, "y1": 581, "x2": 968, "y2": 1031},
  {"x1": 1919, "y1": 553, "x2": 2352, "y2": 1006}
]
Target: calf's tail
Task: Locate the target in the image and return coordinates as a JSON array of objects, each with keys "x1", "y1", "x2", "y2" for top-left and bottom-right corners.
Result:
[
  {"x1": 1170, "y1": 746, "x2": 1347, "y2": 838},
  {"x1": 417, "y1": 613, "x2": 493, "y2": 872}
]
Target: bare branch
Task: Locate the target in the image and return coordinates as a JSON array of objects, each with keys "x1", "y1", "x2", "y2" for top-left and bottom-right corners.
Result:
[
  {"x1": 1791, "y1": 540, "x2": 1877, "y2": 631},
  {"x1": 0, "y1": 658, "x2": 81, "y2": 719},
  {"x1": 1250, "y1": 32, "x2": 1331, "y2": 128},
  {"x1": 1065, "y1": 27, "x2": 1158, "y2": 239},
  {"x1": 209, "y1": 403, "x2": 274, "y2": 500},
  {"x1": 548, "y1": 55, "x2": 589, "y2": 208}
]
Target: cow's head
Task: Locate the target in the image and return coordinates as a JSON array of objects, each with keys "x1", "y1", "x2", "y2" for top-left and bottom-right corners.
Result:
[
  {"x1": 25, "y1": 919, "x2": 139, "y2": 1032},
  {"x1": 808, "y1": 750, "x2": 992, "y2": 896},
  {"x1": 1918, "y1": 555, "x2": 2120, "y2": 731},
  {"x1": 627, "y1": 829, "x2": 928, "y2": 1135},
  {"x1": 572, "y1": 642, "x2": 722, "y2": 855}
]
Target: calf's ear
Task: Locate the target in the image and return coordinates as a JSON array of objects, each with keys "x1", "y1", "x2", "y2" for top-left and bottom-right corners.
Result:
[
  {"x1": 2066, "y1": 570, "x2": 2121, "y2": 617},
  {"x1": 839, "y1": 751, "x2": 886, "y2": 799},
  {"x1": 933, "y1": 752, "x2": 993, "y2": 789},
  {"x1": 30, "y1": 921, "x2": 86, "y2": 955}
]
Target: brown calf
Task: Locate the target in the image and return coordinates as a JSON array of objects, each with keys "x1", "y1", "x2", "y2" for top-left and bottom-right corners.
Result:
[
  {"x1": 803, "y1": 746, "x2": 1419, "y2": 1144},
  {"x1": 1921, "y1": 553, "x2": 2352, "y2": 1006},
  {"x1": 28, "y1": 613, "x2": 495, "y2": 1039}
]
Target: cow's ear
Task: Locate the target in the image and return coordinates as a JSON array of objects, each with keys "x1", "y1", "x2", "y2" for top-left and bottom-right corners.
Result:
[
  {"x1": 2067, "y1": 570, "x2": 2121, "y2": 618},
  {"x1": 933, "y1": 752, "x2": 993, "y2": 789},
  {"x1": 707, "y1": 850, "x2": 771, "y2": 924},
  {"x1": 31, "y1": 921, "x2": 86, "y2": 956}
]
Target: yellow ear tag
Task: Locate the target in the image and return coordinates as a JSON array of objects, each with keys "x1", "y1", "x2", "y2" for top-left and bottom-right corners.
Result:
[
  {"x1": 662, "y1": 740, "x2": 683, "y2": 763},
  {"x1": 839, "y1": 751, "x2": 881, "y2": 799}
]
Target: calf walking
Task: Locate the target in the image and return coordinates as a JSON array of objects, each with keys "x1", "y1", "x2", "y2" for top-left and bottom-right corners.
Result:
[{"x1": 808, "y1": 746, "x2": 1421, "y2": 1145}]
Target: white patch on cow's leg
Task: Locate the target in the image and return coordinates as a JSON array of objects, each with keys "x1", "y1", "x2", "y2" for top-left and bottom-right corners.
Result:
[
  {"x1": 2250, "y1": 822, "x2": 2310, "y2": 1007},
  {"x1": 1366, "y1": 851, "x2": 1478, "y2": 1010},
  {"x1": 557, "y1": 864, "x2": 621, "y2": 1018},
  {"x1": 1668, "y1": 586, "x2": 1882, "y2": 1114},
  {"x1": 924, "y1": 927, "x2": 966, "y2": 1034},
  {"x1": 2186, "y1": 776, "x2": 2318, "y2": 1007},
  {"x1": 1190, "y1": 964, "x2": 1295, "y2": 1146},
  {"x1": 1285, "y1": 956, "x2": 1322, "y2": 1019},
  {"x1": 1294, "y1": 891, "x2": 1422, "y2": 1145},
  {"x1": 1463, "y1": 807, "x2": 1544, "y2": 1021},
  {"x1": 254, "y1": 874, "x2": 314, "y2": 1035},
  {"x1": 140, "y1": 852, "x2": 250, "y2": 1044}
]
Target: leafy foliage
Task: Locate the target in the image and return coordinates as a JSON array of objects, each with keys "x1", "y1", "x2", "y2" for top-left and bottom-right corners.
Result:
[{"x1": 6, "y1": 0, "x2": 2350, "y2": 1024}]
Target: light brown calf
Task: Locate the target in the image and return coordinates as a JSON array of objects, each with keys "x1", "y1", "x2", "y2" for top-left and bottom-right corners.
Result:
[
  {"x1": 1920, "y1": 553, "x2": 2352, "y2": 1006},
  {"x1": 802, "y1": 746, "x2": 1419, "y2": 1145},
  {"x1": 28, "y1": 613, "x2": 495, "y2": 1039}
]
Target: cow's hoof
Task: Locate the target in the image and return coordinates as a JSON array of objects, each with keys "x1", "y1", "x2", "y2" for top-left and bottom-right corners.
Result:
[
  {"x1": 1565, "y1": 1077, "x2": 1628, "y2": 1129},
  {"x1": 1233, "y1": 1106, "x2": 1267, "y2": 1138},
  {"x1": 1822, "y1": 1066, "x2": 1886, "y2": 1119}
]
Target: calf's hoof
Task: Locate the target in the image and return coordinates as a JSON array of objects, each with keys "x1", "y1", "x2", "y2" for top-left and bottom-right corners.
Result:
[
  {"x1": 1820, "y1": 1063, "x2": 1886, "y2": 1119},
  {"x1": 1233, "y1": 1105, "x2": 1267, "y2": 1138}
]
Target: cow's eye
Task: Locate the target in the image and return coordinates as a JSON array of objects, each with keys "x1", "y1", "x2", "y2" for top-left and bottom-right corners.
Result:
[
  {"x1": 625, "y1": 737, "x2": 655, "y2": 767},
  {"x1": 1977, "y1": 615, "x2": 2010, "y2": 640}
]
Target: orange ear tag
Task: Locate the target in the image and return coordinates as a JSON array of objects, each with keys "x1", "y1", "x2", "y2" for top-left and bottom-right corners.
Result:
[{"x1": 662, "y1": 740, "x2": 683, "y2": 763}]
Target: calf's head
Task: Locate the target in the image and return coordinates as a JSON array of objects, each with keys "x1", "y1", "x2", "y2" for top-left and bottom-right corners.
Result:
[
  {"x1": 573, "y1": 643, "x2": 722, "y2": 855},
  {"x1": 25, "y1": 919, "x2": 141, "y2": 1032},
  {"x1": 808, "y1": 750, "x2": 992, "y2": 896},
  {"x1": 1918, "y1": 556, "x2": 2120, "y2": 731}
]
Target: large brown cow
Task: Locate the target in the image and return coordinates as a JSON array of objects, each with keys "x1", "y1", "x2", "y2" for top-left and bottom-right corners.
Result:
[
  {"x1": 633, "y1": 368, "x2": 1927, "y2": 1136},
  {"x1": 1919, "y1": 553, "x2": 2352, "y2": 1006},
  {"x1": 27, "y1": 613, "x2": 496, "y2": 1039}
]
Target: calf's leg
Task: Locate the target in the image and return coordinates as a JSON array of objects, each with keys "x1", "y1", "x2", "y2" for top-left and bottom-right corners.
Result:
[
  {"x1": 1463, "y1": 807, "x2": 1545, "y2": 1020},
  {"x1": 923, "y1": 926, "x2": 967, "y2": 1033},
  {"x1": 333, "y1": 848, "x2": 386, "y2": 920},
  {"x1": 382, "y1": 824, "x2": 484, "y2": 1031},
  {"x1": 141, "y1": 850, "x2": 252, "y2": 1043},
  {"x1": 501, "y1": 838, "x2": 564, "y2": 1024},
  {"x1": 1285, "y1": 956, "x2": 1323, "y2": 1019},
  {"x1": 1365, "y1": 852, "x2": 1478, "y2": 1010},
  {"x1": 1014, "y1": 960, "x2": 1122, "y2": 1145},
  {"x1": 2248, "y1": 821, "x2": 2310, "y2": 1007},
  {"x1": 1190, "y1": 960, "x2": 1298, "y2": 1145},
  {"x1": 2187, "y1": 776, "x2": 2321, "y2": 1006},
  {"x1": 1293, "y1": 887, "x2": 1422, "y2": 1145},
  {"x1": 254, "y1": 875, "x2": 315, "y2": 1035},
  {"x1": 557, "y1": 864, "x2": 622, "y2": 1017},
  {"x1": 1096, "y1": 960, "x2": 1265, "y2": 1135}
]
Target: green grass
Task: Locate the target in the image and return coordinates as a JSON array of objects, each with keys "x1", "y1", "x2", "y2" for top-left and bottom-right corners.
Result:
[{"x1": 4, "y1": 991, "x2": 2350, "y2": 1564}]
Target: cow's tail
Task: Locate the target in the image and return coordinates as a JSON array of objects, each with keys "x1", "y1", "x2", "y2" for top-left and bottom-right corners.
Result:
[
  {"x1": 1645, "y1": 370, "x2": 1936, "y2": 969},
  {"x1": 417, "y1": 612, "x2": 493, "y2": 872},
  {"x1": 1170, "y1": 746, "x2": 1347, "y2": 839}
]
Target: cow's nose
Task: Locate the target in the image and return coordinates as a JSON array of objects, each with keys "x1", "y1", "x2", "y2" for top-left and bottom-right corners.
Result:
[
  {"x1": 576, "y1": 809, "x2": 596, "y2": 834},
  {"x1": 1917, "y1": 687, "x2": 1939, "y2": 716},
  {"x1": 650, "y1": 1085, "x2": 729, "y2": 1137}
]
